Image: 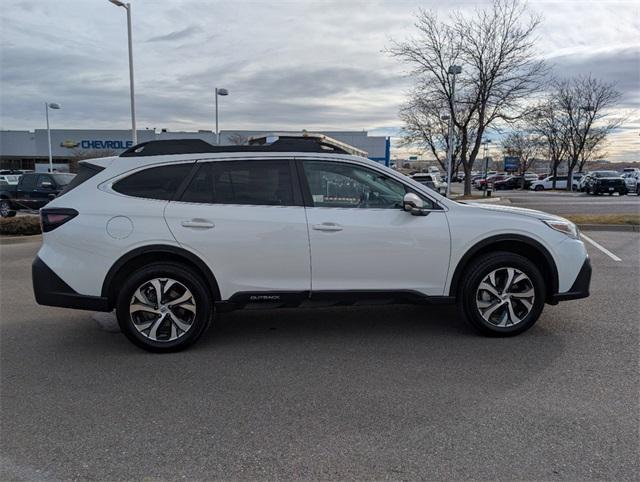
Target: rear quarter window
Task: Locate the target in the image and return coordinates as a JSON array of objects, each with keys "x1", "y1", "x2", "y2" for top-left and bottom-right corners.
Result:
[
  {"x1": 113, "y1": 164, "x2": 194, "y2": 200},
  {"x1": 60, "y1": 163, "x2": 104, "y2": 195}
]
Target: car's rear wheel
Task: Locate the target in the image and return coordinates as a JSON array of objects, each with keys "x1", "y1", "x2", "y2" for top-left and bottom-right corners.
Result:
[
  {"x1": 116, "y1": 262, "x2": 213, "y2": 352},
  {"x1": 459, "y1": 252, "x2": 545, "y2": 336}
]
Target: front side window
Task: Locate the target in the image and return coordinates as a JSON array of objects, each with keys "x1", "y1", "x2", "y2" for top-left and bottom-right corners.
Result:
[
  {"x1": 302, "y1": 161, "x2": 424, "y2": 209},
  {"x1": 36, "y1": 175, "x2": 54, "y2": 188},
  {"x1": 113, "y1": 163, "x2": 193, "y2": 200},
  {"x1": 180, "y1": 160, "x2": 294, "y2": 206}
]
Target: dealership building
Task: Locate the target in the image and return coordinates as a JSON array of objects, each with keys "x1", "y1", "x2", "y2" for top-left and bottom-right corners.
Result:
[{"x1": 0, "y1": 129, "x2": 390, "y2": 171}]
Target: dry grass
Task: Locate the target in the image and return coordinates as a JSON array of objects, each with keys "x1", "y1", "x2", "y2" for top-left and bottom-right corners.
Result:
[
  {"x1": 0, "y1": 215, "x2": 41, "y2": 235},
  {"x1": 453, "y1": 195, "x2": 487, "y2": 200},
  {"x1": 564, "y1": 214, "x2": 640, "y2": 225}
]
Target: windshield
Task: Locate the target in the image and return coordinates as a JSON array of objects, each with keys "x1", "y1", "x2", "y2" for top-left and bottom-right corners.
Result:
[
  {"x1": 51, "y1": 173, "x2": 76, "y2": 186},
  {"x1": 595, "y1": 171, "x2": 620, "y2": 178}
]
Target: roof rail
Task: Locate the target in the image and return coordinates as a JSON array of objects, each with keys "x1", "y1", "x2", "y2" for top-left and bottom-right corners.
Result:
[
  {"x1": 119, "y1": 134, "x2": 368, "y2": 158},
  {"x1": 248, "y1": 133, "x2": 369, "y2": 158}
]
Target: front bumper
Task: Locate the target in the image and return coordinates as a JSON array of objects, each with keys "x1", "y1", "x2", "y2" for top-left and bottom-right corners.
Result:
[
  {"x1": 549, "y1": 257, "x2": 591, "y2": 303},
  {"x1": 32, "y1": 256, "x2": 110, "y2": 311}
]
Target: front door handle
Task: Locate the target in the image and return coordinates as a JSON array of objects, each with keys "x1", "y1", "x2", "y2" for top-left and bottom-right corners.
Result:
[
  {"x1": 312, "y1": 222, "x2": 343, "y2": 232},
  {"x1": 181, "y1": 219, "x2": 215, "y2": 229}
]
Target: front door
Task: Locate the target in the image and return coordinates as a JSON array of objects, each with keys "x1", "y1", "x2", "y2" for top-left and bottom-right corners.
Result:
[
  {"x1": 299, "y1": 160, "x2": 451, "y2": 296},
  {"x1": 164, "y1": 159, "x2": 311, "y2": 300}
]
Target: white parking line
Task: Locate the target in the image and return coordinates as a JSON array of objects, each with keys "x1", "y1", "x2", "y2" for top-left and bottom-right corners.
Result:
[{"x1": 581, "y1": 234, "x2": 622, "y2": 262}]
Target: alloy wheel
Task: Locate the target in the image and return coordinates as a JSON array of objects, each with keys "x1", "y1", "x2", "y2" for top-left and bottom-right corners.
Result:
[
  {"x1": 0, "y1": 200, "x2": 9, "y2": 217},
  {"x1": 129, "y1": 278, "x2": 196, "y2": 342},
  {"x1": 475, "y1": 267, "x2": 535, "y2": 327}
]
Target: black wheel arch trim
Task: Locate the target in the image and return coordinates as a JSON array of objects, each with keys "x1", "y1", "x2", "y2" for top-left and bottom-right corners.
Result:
[
  {"x1": 448, "y1": 234, "x2": 559, "y2": 301},
  {"x1": 101, "y1": 244, "x2": 221, "y2": 308}
]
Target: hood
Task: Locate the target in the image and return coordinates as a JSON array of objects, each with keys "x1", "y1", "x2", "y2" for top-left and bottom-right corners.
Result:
[{"x1": 461, "y1": 201, "x2": 566, "y2": 221}]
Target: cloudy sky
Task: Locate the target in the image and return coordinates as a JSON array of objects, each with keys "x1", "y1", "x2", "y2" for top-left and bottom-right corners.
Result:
[{"x1": 1, "y1": 0, "x2": 638, "y2": 160}]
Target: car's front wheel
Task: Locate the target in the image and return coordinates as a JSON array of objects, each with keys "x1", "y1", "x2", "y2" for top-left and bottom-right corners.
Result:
[
  {"x1": 459, "y1": 252, "x2": 546, "y2": 336},
  {"x1": 0, "y1": 199, "x2": 16, "y2": 218},
  {"x1": 534, "y1": 185, "x2": 544, "y2": 191},
  {"x1": 116, "y1": 262, "x2": 213, "y2": 352}
]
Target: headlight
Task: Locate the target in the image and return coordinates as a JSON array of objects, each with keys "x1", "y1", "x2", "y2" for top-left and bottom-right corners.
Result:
[{"x1": 543, "y1": 219, "x2": 580, "y2": 239}]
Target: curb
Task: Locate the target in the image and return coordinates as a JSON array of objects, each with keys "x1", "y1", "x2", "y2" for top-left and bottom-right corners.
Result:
[
  {"x1": 0, "y1": 234, "x2": 42, "y2": 245},
  {"x1": 578, "y1": 224, "x2": 640, "y2": 232}
]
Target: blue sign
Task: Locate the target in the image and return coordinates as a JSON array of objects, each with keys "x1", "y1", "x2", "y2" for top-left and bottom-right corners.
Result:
[
  {"x1": 504, "y1": 156, "x2": 520, "y2": 172},
  {"x1": 80, "y1": 140, "x2": 133, "y2": 150}
]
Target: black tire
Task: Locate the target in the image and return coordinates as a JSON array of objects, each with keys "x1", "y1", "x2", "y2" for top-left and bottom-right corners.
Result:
[
  {"x1": 0, "y1": 199, "x2": 15, "y2": 218},
  {"x1": 115, "y1": 262, "x2": 214, "y2": 352},
  {"x1": 534, "y1": 185, "x2": 544, "y2": 191},
  {"x1": 458, "y1": 252, "x2": 546, "y2": 337}
]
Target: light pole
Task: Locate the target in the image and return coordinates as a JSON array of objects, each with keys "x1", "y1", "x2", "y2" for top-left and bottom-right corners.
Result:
[
  {"x1": 215, "y1": 87, "x2": 229, "y2": 144},
  {"x1": 45, "y1": 102, "x2": 61, "y2": 173},
  {"x1": 108, "y1": 0, "x2": 137, "y2": 145},
  {"x1": 483, "y1": 139, "x2": 492, "y2": 195},
  {"x1": 446, "y1": 65, "x2": 461, "y2": 197}
]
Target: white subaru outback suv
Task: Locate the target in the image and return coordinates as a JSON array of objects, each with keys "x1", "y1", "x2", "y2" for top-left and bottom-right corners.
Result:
[{"x1": 32, "y1": 135, "x2": 591, "y2": 352}]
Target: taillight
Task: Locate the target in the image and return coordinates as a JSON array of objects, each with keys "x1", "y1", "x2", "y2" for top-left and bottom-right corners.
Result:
[{"x1": 40, "y1": 208, "x2": 78, "y2": 232}]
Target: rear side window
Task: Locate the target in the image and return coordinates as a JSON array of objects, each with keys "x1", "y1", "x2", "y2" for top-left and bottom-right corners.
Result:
[
  {"x1": 181, "y1": 160, "x2": 294, "y2": 206},
  {"x1": 113, "y1": 164, "x2": 193, "y2": 200},
  {"x1": 60, "y1": 163, "x2": 104, "y2": 195},
  {"x1": 19, "y1": 174, "x2": 37, "y2": 190}
]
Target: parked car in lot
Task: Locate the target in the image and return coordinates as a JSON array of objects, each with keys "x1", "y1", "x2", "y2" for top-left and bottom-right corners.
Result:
[
  {"x1": 411, "y1": 172, "x2": 447, "y2": 194},
  {"x1": 475, "y1": 174, "x2": 507, "y2": 190},
  {"x1": 584, "y1": 170, "x2": 627, "y2": 195},
  {"x1": 622, "y1": 169, "x2": 640, "y2": 194},
  {"x1": 494, "y1": 173, "x2": 539, "y2": 190},
  {"x1": 529, "y1": 175, "x2": 580, "y2": 191},
  {"x1": 0, "y1": 172, "x2": 75, "y2": 217},
  {"x1": 32, "y1": 135, "x2": 591, "y2": 352},
  {"x1": 0, "y1": 174, "x2": 21, "y2": 185}
]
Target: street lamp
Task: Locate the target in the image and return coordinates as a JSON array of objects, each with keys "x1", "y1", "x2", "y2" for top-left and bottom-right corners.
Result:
[
  {"x1": 483, "y1": 139, "x2": 492, "y2": 195},
  {"x1": 45, "y1": 102, "x2": 61, "y2": 173},
  {"x1": 108, "y1": 0, "x2": 137, "y2": 145},
  {"x1": 215, "y1": 87, "x2": 229, "y2": 144},
  {"x1": 446, "y1": 65, "x2": 462, "y2": 197}
]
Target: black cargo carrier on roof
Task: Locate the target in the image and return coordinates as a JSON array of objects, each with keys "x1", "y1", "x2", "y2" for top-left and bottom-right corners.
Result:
[{"x1": 119, "y1": 134, "x2": 367, "y2": 158}]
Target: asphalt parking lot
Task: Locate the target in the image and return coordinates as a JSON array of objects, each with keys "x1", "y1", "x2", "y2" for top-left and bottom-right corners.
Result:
[
  {"x1": 497, "y1": 190, "x2": 640, "y2": 215},
  {"x1": 1, "y1": 233, "x2": 639, "y2": 480}
]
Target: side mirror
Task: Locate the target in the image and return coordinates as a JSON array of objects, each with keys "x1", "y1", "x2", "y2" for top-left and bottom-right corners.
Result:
[{"x1": 403, "y1": 192, "x2": 429, "y2": 216}]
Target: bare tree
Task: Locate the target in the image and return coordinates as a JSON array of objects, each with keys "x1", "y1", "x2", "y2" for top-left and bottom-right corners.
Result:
[
  {"x1": 398, "y1": 94, "x2": 463, "y2": 173},
  {"x1": 227, "y1": 133, "x2": 249, "y2": 146},
  {"x1": 553, "y1": 75, "x2": 622, "y2": 189},
  {"x1": 529, "y1": 100, "x2": 570, "y2": 189},
  {"x1": 502, "y1": 130, "x2": 543, "y2": 186},
  {"x1": 390, "y1": 0, "x2": 547, "y2": 195}
]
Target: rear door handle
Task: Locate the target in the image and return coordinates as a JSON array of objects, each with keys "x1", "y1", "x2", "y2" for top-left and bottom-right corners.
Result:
[
  {"x1": 312, "y1": 222, "x2": 343, "y2": 232},
  {"x1": 181, "y1": 219, "x2": 215, "y2": 229}
]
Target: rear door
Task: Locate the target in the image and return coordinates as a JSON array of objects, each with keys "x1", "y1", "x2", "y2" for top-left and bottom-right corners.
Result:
[
  {"x1": 164, "y1": 159, "x2": 311, "y2": 300},
  {"x1": 32, "y1": 174, "x2": 57, "y2": 208},
  {"x1": 299, "y1": 159, "x2": 451, "y2": 295},
  {"x1": 16, "y1": 174, "x2": 37, "y2": 208}
]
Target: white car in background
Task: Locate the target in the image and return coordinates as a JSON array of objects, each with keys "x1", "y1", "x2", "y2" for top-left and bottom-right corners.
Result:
[
  {"x1": 32, "y1": 135, "x2": 591, "y2": 352},
  {"x1": 411, "y1": 172, "x2": 447, "y2": 194},
  {"x1": 622, "y1": 169, "x2": 640, "y2": 194},
  {"x1": 0, "y1": 174, "x2": 21, "y2": 185},
  {"x1": 529, "y1": 175, "x2": 580, "y2": 191}
]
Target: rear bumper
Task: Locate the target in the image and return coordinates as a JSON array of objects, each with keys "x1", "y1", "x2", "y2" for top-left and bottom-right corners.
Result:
[
  {"x1": 549, "y1": 257, "x2": 591, "y2": 304},
  {"x1": 32, "y1": 256, "x2": 110, "y2": 312}
]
